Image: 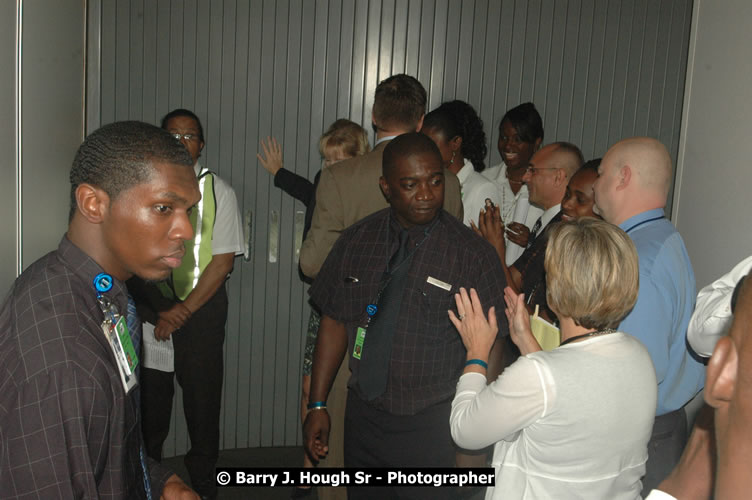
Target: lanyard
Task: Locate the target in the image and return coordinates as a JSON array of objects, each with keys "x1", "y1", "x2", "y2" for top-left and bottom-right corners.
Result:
[
  {"x1": 623, "y1": 215, "x2": 665, "y2": 234},
  {"x1": 92, "y1": 272, "x2": 152, "y2": 500},
  {"x1": 363, "y1": 216, "x2": 439, "y2": 326}
]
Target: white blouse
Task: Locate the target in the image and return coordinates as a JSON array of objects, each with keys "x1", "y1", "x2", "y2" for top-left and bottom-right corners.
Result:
[{"x1": 451, "y1": 333, "x2": 657, "y2": 500}]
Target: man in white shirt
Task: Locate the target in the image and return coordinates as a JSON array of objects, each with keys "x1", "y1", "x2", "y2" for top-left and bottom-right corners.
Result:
[{"x1": 646, "y1": 273, "x2": 751, "y2": 500}]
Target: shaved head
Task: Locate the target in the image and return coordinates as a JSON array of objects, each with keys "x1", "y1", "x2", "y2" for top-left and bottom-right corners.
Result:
[
  {"x1": 593, "y1": 137, "x2": 673, "y2": 225},
  {"x1": 549, "y1": 142, "x2": 585, "y2": 178},
  {"x1": 606, "y1": 137, "x2": 672, "y2": 199}
]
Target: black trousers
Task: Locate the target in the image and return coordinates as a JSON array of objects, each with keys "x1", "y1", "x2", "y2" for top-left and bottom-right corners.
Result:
[
  {"x1": 141, "y1": 285, "x2": 228, "y2": 496},
  {"x1": 344, "y1": 391, "x2": 457, "y2": 500}
]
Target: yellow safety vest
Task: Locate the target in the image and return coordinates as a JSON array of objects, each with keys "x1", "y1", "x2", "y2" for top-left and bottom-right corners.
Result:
[{"x1": 158, "y1": 167, "x2": 216, "y2": 300}]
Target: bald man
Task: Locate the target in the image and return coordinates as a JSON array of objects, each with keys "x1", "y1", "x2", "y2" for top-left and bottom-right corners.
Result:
[{"x1": 593, "y1": 137, "x2": 705, "y2": 494}]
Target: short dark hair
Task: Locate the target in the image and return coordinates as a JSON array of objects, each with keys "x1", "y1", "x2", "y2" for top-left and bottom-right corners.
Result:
[
  {"x1": 581, "y1": 158, "x2": 601, "y2": 174},
  {"x1": 69, "y1": 121, "x2": 193, "y2": 219},
  {"x1": 500, "y1": 102, "x2": 544, "y2": 145},
  {"x1": 423, "y1": 100, "x2": 488, "y2": 172},
  {"x1": 372, "y1": 74, "x2": 427, "y2": 133},
  {"x1": 161, "y1": 108, "x2": 205, "y2": 143},
  {"x1": 382, "y1": 132, "x2": 441, "y2": 178}
]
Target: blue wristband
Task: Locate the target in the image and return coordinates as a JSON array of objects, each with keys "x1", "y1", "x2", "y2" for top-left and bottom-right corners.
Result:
[
  {"x1": 465, "y1": 359, "x2": 488, "y2": 369},
  {"x1": 307, "y1": 400, "x2": 327, "y2": 410}
]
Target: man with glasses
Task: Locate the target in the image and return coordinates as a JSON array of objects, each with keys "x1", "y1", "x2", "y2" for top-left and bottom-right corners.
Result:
[
  {"x1": 477, "y1": 142, "x2": 583, "y2": 321},
  {"x1": 130, "y1": 108, "x2": 244, "y2": 499}
]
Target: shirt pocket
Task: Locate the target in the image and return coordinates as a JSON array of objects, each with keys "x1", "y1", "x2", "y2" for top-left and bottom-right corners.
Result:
[
  {"x1": 334, "y1": 270, "x2": 383, "y2": 324},
  {"x1": 411, "y1": 278, "x2": 456, "y2": 332}
]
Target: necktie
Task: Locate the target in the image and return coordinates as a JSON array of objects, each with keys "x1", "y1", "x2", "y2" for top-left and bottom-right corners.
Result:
[
  {"x1": 358, "y1": 229, "x2": 412, "y2": 400},
  {"x1": 527, "y1": 217, "x2": 542, "y2": 248},
  {"x1": 126, "y1": 294, "x2": 152, "y2": 500},
  {"x1": 126, "y1": 294, "x2": 142, "y2": 377}
]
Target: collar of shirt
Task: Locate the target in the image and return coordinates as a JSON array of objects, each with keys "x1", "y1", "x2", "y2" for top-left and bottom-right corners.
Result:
[
  {"x1": 375, "y1": 135, "x2": 398, "y2": 146},
  {"x1": 59, "y1": 235, "x2": 129, "y2": 313},
  {"x1": 540, "y1": 203, "x2": 561, "y2": 229},
  {"x1": 387, "y1": 209, "x2": 440, "y2": 244},
  {"x1": 618, "y1": 208, "x2": 666, "y2": 234},
  {"x1": 456, "y1": 158, "x2": 474, "y2": 186}
]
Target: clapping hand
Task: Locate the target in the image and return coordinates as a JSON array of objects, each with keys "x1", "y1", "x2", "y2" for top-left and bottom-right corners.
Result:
[{"x1": 448, "y1": 287, "x2": 498, "y2": 361}]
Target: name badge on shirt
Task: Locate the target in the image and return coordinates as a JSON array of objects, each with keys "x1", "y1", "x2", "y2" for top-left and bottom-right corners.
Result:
[
  {"x1": 353, "y1": 327, "x2": 366, "y2": 360},
  {"x1": 426, "y1": 276, "x2": 452, "y2": 291},
  {"x1": 101, "y1": 316, "x2": 138, "y2": 394}
]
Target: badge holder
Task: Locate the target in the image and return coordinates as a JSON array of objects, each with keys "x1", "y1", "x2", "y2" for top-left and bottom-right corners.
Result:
[{"x1": 94, "y1": 273, "x2": 138, "y2": 394}]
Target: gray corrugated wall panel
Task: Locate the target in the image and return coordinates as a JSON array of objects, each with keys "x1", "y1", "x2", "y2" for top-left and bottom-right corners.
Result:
[
  {"x1": 142, "y1": 1, "x2": 157, "y2": 123},
  {"x1": 256, "y1": 0, "x2": 276, "y2": 449},
  {"x1": 543, "y1": 0, "x2": 567, "y2": 149},
  {"x1": 481, "y1": 1, "x2": 502, "y2": 166},
  {"x1": 128, "y1": 0, "x2": 143, "y2": 118},
  {"x1": 277, "y1": 0, "x2": 300, "y2": 447},
  {"x1": 91, "y1": 0, "x2": 693, "y2": 454},
  {"x1": 581, "y1": 0, "x2": 607, "y2": 156},
  {"x1": 337, "y1": 1, "x2": 356, "y2": 117},
  {"x1": 100, "y1": 0, "x2": 115, "y2": 125},
  {"x1": 428, "y1": 1, "x2": 447, "y2": 108},
  {"x1": 403, "y1": 0, "x2": 421, "y2": 77},
  {"x1": 607, "y1": 0, "x2": 632, "y2": 153},
  {"x1": 466, "y1": 0, "x2": 487, "y2": 107},
  {"x1": 227, "y1": 0, "x2": 252, "y2": 449},
  {"x1": 240, "y1": 0, "x2": 264, "y2": 449},
  {"x1": 391, "y1": 0, "x2": 408, "y2": 75}
]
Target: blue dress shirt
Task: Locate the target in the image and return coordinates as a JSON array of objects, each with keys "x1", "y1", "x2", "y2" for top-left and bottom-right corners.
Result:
[{"x1": 619, "y1": 209, "x2": 705, "y2": 415}]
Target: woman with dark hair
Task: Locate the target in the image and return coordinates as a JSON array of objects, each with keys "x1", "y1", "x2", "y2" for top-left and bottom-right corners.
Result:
[
  {"x1": 422, "y1": 100, "x2": 500, "y2": 227},
  {"x1": 483, "y1": 102, "x2": 545, "y2": 265}
]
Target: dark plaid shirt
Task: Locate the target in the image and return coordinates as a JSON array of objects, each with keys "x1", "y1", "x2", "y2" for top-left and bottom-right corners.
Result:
[
  {"x1": 310, "y1": 208, "x2": 508, "y2": 415},
  {"x1": 513, "y1": 210, "x2": 564, "y2": 321},
  {"x1": 0, "y1": 236, "x2": 172, "y2": 499}
]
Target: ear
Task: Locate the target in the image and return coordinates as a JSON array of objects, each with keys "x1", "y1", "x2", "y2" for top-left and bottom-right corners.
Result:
[
  {"x1": 199, "y1": 140, "x2": 205, "y2": 154},
  {"x1": 415, "y1": 114, "x2": 425, "y2": 132},
  {"x1": 372, "y1": 109, "x2": 378, "y2": 130},
  {"x1": 533, "y1": 137, "x2": 543, "y2": 150},
  {"x1": 616, "y1": 165, "x2": 631, "y2": 191},
  {"x1": 379, "y1": 176, "x2": 391, "y2": 201},
  {"x1": 706, "y1": 336, "x2": 738, "y2": 408},
  {"x1": 555, "y1": 167, "x2": 568, "y2": 186},
  {"x1": 449, "y1": 135, "x2": 463, "y2": 153},
  {"x1": 74, "y1": 183, "x2": 110, "y2": 224}
]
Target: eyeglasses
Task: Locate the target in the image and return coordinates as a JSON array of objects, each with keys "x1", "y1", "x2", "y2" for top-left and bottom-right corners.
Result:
[
  {"x1": 525, "y1": 166, "x2": 560, "y2": 175},
  {"x1": 171, "y1": 133, "x2": 198, "y2": 142}
]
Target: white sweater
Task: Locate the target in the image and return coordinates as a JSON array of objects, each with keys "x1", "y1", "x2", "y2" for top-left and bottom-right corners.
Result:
[{"x1": 451, "y1": 332, "x2": 657, "y2": 500}]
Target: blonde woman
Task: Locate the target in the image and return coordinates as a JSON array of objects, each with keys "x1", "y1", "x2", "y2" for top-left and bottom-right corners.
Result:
[
  {"x1": 258, "y1": 119, "x2": 369, "y2": 499},
  {"x1": 449, "y1": 218, "x2": 657, "y2": 499}
]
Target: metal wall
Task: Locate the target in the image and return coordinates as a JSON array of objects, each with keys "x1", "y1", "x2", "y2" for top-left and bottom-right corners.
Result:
[
  {"x1": 88, "y1": 0, "x2": 693, "y2": 454},
  {"x1": 0, "y1": 0, "x2": 85, "y2": 297}
]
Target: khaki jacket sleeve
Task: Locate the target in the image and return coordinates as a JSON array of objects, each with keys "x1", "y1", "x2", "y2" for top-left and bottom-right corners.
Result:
[
  {"x1": 443, "y1": 168, "x2": 465, "y2": 222},
  {"x1": 300, "y1": 166, "x2": 345, "y2": 279}
]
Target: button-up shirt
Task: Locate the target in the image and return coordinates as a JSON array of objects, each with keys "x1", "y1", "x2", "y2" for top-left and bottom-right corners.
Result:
[
  {"x1": 311, "y1": 209, "x2": 508, "y2": 415},
  {"x1": 618, "y1": 209, "x2": 705, "y2": 415},
  {"x1": 0, "y1": 236, "x2": 173, "y2": 498}
]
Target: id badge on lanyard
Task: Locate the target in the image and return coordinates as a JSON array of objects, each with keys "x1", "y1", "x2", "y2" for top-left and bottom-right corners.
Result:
[{"x1": 94, "y1": 273, "x2": 138, "y2": 394}]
